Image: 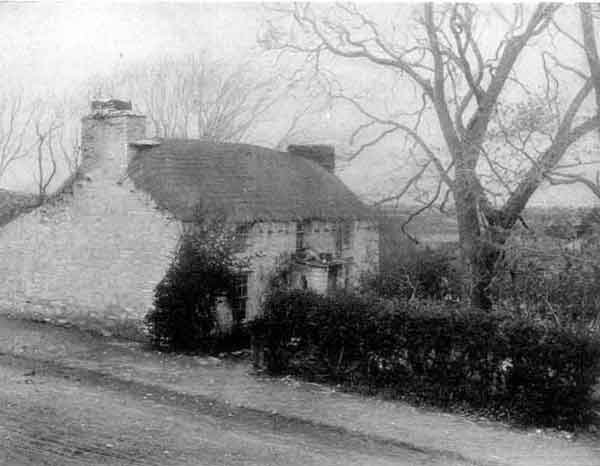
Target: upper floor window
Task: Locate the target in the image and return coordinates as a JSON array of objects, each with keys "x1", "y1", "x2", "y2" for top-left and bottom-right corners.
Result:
[
  {"x1": 232, "y1": 223, "x2": 251, "y2": 252},
  {"x1": 342, "y1": 221, "x2": 352, "y2": 248}
]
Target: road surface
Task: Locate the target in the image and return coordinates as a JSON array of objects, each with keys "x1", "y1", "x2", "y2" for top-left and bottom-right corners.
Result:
[{"x1": 0, "y1": 354, "x2": 468, "y2": 466}]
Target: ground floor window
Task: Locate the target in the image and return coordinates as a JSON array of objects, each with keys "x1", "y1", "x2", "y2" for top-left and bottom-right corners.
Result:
[
  {"x1": 296, "y1": 221, "x2": 306, "y2": 251},
  {"x1": 327, "y1": 265, "x2": 341, "y2": 293},
  {"x1": 335, "y1": 221, "x2": 352, "y2": 256},
  {"x1": 231, "y1": 273, "x2": 249, "y2": 323}
]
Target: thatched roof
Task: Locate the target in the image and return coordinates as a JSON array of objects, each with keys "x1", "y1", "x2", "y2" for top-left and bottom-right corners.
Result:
[
  {"x1": 127, "y1": 140, "x2": 372, "y2": 223},
  {"x1": 0, "y1": 189, "x2": 39, "y2": 227}
]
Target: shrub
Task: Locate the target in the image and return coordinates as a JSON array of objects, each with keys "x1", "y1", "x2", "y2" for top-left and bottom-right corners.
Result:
[
  {"x1": 491, "y1": 246, "x2": 600, "y2": 330},
  {"x1": 251, "y1": 289, "x2": 600, "y2": 428},
  {"x1": 145, "y1": 213, "x2": 248, "y2": 353},
  {"x1": 362, "y1": 246, "x2": 460, "y2": 301},
  {"x1": 145, "y1": 236, "x2": 234, "y2": 352}
]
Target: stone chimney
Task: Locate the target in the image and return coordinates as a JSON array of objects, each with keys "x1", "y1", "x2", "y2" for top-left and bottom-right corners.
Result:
[
  {"x1": 287, "y1": 144, "x2": 335, "y2": 173},
  {"x1": 80, "y1": 100, "x2": 146, "y2": 180}
]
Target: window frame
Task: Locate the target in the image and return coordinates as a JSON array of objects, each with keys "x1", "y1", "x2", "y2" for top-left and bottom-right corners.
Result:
[
  {"x1": 233, "y1": 223, "x2": 252, "y2": 252},
  {"x1": 296, "y1": 221, "x2": 306, "y2": 251},
  {"x1": 342, "y1": 221, "x2": 352, "y2": 248},
  {"x1": 230, "y1": 272, "x2": 249, "y2": 323},
  {"x1": 335, "y1": 221, "x2": 353, "y2": 256}
]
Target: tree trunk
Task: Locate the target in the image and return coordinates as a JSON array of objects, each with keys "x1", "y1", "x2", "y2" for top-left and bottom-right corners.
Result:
[
  {"x1": 456, "y1": 222, "x2": 503, "y2": 309},
  {"x1": 453, "y1": 164, "x2": 503, "y2": 309},
  {"x1": 471, "y1": 235, "x2": 504, "y2": 310}
]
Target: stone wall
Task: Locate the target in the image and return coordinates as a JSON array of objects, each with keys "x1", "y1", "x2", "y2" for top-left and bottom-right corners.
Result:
[
  {"x1": 303, "y1": 220, "x2": 337, "y2": 251},
  {"x1": 0, "y1": 177, "x2": 181, "y2": 338},
  {"x1": 290, "y1": 263, "x2": 329, "y2": 293},
  {"x1": 239, "y1": 222, "x2": 297, "y2": 320},
  {"x1": 0, "y1": 111, "x2": 181, "y2": 339},
  {"x1": 301, "y1": 219, "x2": 379, "y2": 286},
  {"x1": 238, "y1": 219, "x2": 379, "y2": 321}
]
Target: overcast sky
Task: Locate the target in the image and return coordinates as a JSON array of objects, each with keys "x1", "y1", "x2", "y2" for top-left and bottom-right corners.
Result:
[
  {"x1": 0, "y1": 2, "x2": 261, "y2": 94},
  {"x1": 0, "y1": 2, "x2": 269, "y2": 191},
  {"x1": 1, "y1": 2, "x2": 598, "y2": 207}
]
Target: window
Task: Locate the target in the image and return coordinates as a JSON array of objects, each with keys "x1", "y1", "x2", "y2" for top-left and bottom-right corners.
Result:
[
  {"x1": 335, "y1": 226, "x2": 343, "y2": 257},
  {"x1": 344, "y1": 264, "x2": 351, "y2": 289},
  {"x1": 327, "y1": 266, "x2": 340, "y2": 293},
  {"x1": 232, "y1": 223, "x2": 251, "y2": 252},
  {"x1": 296, "y1": 222, "x2": 305, "y2": 251},
  {"x1": 342, "y1": 221, "x2": 352, "y2": 248},
  {"x1": 335, "y1": 221, "x2": 352, "y2": 256},
  {"x1": 230, "y1": 273, "x2": 248, "y2": 323}
]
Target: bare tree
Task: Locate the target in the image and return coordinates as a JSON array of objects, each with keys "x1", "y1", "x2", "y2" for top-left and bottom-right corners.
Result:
[
  {"x1": 274, "y1": 91, "x2": 336, "y2": 150},
  {"x1": 90, "y1": 54, "x2": 297, "y2": 144},
  {"x1": 193, "y1": 61, "x2": 280, "y2": 142},
  {"x1": 261, "y1": 3, "x2": 600, "y2": 307},
  {"x1": 0, "y1": 89, "x2": 36, "y2": 183},
  {"x1": 33, "y1": 120, "x2": 58, "y2": 201},
  {"x1": 30, "y1": 99, "x2": 81, "y2": 201}
]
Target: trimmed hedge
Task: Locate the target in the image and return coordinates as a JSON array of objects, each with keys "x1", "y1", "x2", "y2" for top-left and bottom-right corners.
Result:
[{"x1": 251, "y1": 290, "x2": 600, "y2": 428}]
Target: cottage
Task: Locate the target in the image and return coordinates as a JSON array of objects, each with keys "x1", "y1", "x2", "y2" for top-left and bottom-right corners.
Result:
[{"x1": 0, "y1": 100, "x2": 378, "y2": 332}]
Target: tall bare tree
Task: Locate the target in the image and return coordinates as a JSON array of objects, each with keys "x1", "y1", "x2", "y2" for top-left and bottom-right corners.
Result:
[
  {"x1": 0, "y1": 89, "x2": 36, "y2": 183},
  {"x1": 89, "y1": 54, "x2": 298, "y2": 143},
  {"x1": 30, "y1": 99, "x2": 81, "y2": 201},
  {"x1": 262, "y1": 3, "x2": 600, "y2": 307}
]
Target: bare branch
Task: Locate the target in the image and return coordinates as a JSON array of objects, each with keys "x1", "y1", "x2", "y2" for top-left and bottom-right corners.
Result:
[
  {"x1": 333, "y1": 93, "x2": 453, "y2": 188},
  {"x1": 284, "y1": 3, "x2": 434, "y2": 94},
  {"x1": 463, "y1": 4, "x2": 560, "y2": 155},
  {"x1": 0, "y1": 90, "x2": 37, "y2": 181},
  {"x1": 94, "y1": 55, "x2": 282, "y2": 143},
  {"x1": 423, "y1": 4, "x2": 461, "y2": 155},
  {"x1": 546, "y1": 171, "x2": 600, "y2": 199},
  {"x1": 373, "y1": 160, "x2": 431, "y2": 206},
  {"x1": 400, "y1": 177, "x2": 444, "y2": 244},
  {"x1": 580, "y1": 3, "x2": 600, "y2": 115}
]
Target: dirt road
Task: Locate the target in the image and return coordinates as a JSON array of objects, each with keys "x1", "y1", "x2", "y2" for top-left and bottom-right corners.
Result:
[
  {"x1": 0, "y1": 354, "x2": 467, "y2": 466},
  {"x1": 1, "y1": 315, "x2": 596, "y2": 466}
]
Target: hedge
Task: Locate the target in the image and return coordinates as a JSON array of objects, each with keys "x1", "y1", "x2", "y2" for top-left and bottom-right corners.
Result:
[{"x1": 250, "y1": 290, "x2": 600, "y2": 428}]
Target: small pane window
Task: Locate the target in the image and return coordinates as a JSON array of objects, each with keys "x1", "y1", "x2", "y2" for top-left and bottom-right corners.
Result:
[
  {"x1": 335, "y1": 225, "x2": 343, "y2": 257},
  {"x1": 296, "y1": 222, "x2": 305, "y2": 251},
  {"x1": 335, "y1": 221, "x2": 352, "y2": 256},
  {"x1": 233, "y1": 223, "x2": 251, "y2": 252},
  {"x1": 342, "y1": 221, "x2": 352, "y2": 248},
  {"x1": 231, "y1": 274, "x2": 248, "y2": 323}
]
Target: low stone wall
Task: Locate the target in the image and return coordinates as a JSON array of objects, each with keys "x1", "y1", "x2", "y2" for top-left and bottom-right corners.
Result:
[{"x1": 0, "y1": 298, "x2": 147, "y2": 341}]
